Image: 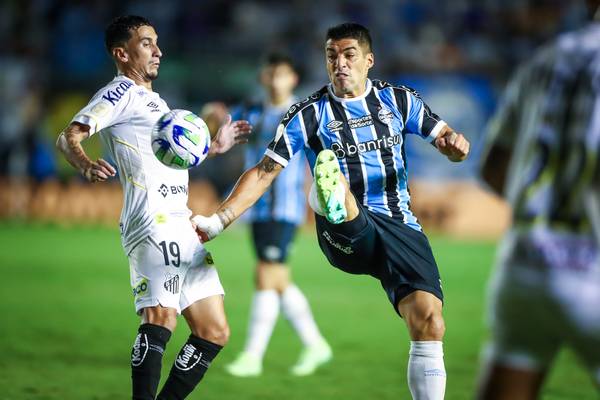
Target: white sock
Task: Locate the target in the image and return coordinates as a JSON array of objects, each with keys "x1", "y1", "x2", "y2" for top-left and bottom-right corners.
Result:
[
  {"x1": 308, "y1": 181, "x2": 345, "y2": 216},
  {"x1": 407, "y1": 341, "x2": 446, "y2": 400},
  {"x1": 243, "y1": 290, "x2": 280, "y2": 359},
  {"x1": 281, "y1": 285, "x2": 323, "y2": 347},
  {"x1": 308, "y1": 183, "x2": 325, "y2": 216}
]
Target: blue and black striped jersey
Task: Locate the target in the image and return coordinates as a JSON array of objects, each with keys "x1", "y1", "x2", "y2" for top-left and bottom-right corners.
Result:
[
  {"x1": 232, "y1": 100, "x2": 307, "y2": 225},
  {"x1": 265, "y1": 79, "x2": 446, "y2": 231}
]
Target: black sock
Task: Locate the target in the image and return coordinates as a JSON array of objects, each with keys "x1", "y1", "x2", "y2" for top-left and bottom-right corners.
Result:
[
  {"x1": 156, "y1": 335, "x2": 223, "y2": 400},
  {"x1": 325, "y1": 209, "x2": 368, "y2": 237},
  {"x1": 131, "y1": 323, "x2": 172, "y2": 400}
]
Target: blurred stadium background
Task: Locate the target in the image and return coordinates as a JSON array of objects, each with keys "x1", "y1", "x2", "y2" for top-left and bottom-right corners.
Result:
[{"x1": 0, "y1": 1, "x2": 597, "y2": 399}]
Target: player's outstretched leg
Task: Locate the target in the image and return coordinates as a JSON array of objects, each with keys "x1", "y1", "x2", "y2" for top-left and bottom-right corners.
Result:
[
  {"x1": 157, "y1": 295, "x2": 228, "y2": 400},
  {"x1": 312, "y1": 150, "x2": 347, "y2": 224},
  {"x1": 398, "y1": 291, "x2": 446, "y2": 400}
]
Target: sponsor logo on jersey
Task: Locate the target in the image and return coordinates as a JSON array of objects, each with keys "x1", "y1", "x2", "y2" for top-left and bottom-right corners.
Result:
[
  {"x1": 348, "y1": 115, "x2": 373, "y2": 129},
  {"x1": 91, "y1": 102, "x2": 110, "y2": 117},
  {"x1": 175, "y1": 344, "x2": 203, "y2": 371},
  {"x1": 158, "y1": 184, "x2": 188, "y2": 198},
  {"x1": 377, "y1": 108, "x2": 394, "y2": 125},
  {"x1": 146, "y1": 101, "x2": 161, "y2": 112},
  {"x1": 163, "y1": 274, "x2": 179, "y2": 294},
  {"x1": 132, "y1": 278, "x2": 148, "y2": 298},
  {"x1": 330, "y1": 134, "x2": 402, "y2": 159},
  {"x1": 102, "y1": 81, "x2": 134, "y2": 105},
  {"x1": 322, "y1": 231, "x2": 353, "y2": 254},
  {"x1": 131, "y1": 333, "x2": 148, "y2": 366},
  {"x1": 326, "y1": 120, "x2": 343, "y2": 132}
]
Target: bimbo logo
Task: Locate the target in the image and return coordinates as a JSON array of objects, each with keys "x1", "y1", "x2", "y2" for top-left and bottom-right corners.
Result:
[
  {"x1": 175, "y1": 344, "x2": 203, "y2": 371},
  {"x1": 330, "y1": 134, "x2": 402, "y2": 159},
  {"x1": 102, "y1": 81, "x2": 134, "y2": 105}
]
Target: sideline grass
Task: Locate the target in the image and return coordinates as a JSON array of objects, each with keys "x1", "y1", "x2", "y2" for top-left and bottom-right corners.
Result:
[{"x1": 0, "y1": 223, "x2": 595, "y2": 399}]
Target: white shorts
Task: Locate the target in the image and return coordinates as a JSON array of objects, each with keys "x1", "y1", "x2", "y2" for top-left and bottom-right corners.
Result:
[
  {"x1": 128, "y1": 219, "x2": 224, "y2": 315},
  {"x1": 486, "y1": 259, "x2": 600, "y2": 383}
]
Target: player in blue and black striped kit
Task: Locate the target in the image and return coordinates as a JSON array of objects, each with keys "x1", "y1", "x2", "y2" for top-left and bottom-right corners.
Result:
[
  {"x1": 193, "y1": 23, "x2": 470, "y2": 399},
  {"x1": 225, "y1": 54, "x2": 331, "y2": 377}
]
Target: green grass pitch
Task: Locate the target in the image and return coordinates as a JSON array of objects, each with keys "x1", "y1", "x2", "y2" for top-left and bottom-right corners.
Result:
[{"x1": 0, "y1": 222, "x2": 596, "y2": 399}]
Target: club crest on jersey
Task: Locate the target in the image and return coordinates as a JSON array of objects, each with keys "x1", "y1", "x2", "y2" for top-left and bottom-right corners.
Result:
[
  {"x1": 175, "y1": 344, "x2": 203, "y2": 371},
  {"x1": 377, "y1": 108, "x2": 394, "y2": 125},
  {"x1": 326, "y1": 120, "x2": 343, "y2": 132},
  {"x1": 102, "y1": 81, "x2": 133, "y2": 105},
  {"x1": 163, "y1": 273, "x2": 179, "y2": 294}
]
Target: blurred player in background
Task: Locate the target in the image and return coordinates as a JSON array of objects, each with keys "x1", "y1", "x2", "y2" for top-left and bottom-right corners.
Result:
[
  {"x1": 56, "y1": 16, "x2": 251, "y2": 400},
  {"x1": 224, "y1": 53, "x2": 331, "y2": 377},
  {"x1": 477, "y1": 2, "x2": 600, "y2": 398},
  {"x1": 193, "y1": 23, "x2": 470, "y2": 399}
]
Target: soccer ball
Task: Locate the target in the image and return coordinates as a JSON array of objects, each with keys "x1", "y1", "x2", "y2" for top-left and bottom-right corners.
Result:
[{"x1": 151, "y1": 109, "x2": 211, "y2": 169}]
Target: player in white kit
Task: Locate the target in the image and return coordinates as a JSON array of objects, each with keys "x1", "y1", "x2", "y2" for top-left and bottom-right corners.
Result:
[
  {"x1": 56, "y1": 16, "x2": 251, "y2": 400},
  {"x1": 477, "y1": 2, "x2": 600, "y2": 398}
]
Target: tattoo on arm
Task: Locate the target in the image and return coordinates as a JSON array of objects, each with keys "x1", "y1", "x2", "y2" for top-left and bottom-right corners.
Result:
[
  {"x1": 217, "y1": 207, "x2": 236, "y2": 227},
  {"x1": 259, "y1": 157, "x2": 276, "y2": 173}
]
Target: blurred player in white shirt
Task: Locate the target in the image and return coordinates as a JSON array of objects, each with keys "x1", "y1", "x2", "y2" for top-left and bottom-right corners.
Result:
[
  {"x1": 56, "y1": 15, "x2": 251, "y2": 400},
  {"x1": 477, "y1": 2, "x2": 600, "y2": 398}
]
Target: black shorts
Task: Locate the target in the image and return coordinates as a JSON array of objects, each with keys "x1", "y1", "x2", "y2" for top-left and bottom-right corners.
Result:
[
  {"x1": 315, "y1": 206, "x2": 443, "y2": 313},
  {"x1": 251, "y1": 220, "x2": 298, "y2": 263}
]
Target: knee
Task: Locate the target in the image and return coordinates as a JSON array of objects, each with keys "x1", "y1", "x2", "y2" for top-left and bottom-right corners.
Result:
[
  {"x1": 194, "y1": 322, "x2": 230, "y2": 347},
  {"x1": 406, "y1": 309, "x2": 445, "y2": 341},
  {"x1": 143, "y1": 307, "x2": 178, "y2": 332}
]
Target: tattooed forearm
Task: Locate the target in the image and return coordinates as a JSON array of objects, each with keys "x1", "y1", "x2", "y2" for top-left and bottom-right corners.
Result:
[
  {"x1": 259, "y1": 157, "x2": 277, "y2": 173},
  {"x1": 217, "y1": 207, "x2": 235, "y2": 227},
  {"x1": 65, "y1": 132, "x2": 93, "y2": 170}
]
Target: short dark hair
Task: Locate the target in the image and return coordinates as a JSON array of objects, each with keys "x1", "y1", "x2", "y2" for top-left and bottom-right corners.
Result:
[
  {"x1": 326, "y1": 23, "x2": 372, "y2": 52},
  {"x1": 104, "y1": 15, "x2": 152, "y2": 53},
  {"x1": 263, "y1": 52, "x2": 297, "y2": 73}
]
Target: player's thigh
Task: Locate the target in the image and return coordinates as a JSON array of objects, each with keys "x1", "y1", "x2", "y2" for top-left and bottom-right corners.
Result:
[
  {"x1": 477, "y1": 362, "x2": 547, "y2": 400},
  {"x1": 182, "y1": 294, "x2": 229, "y2": 344},
  {"x1": 314, "y1": 212, "x2": 379, "y2": 275},
  {"x1": 485, "y1": 265, "x2": 561, "y2": 373},
  {"x1": 129, "y1": 232, "x2": 192, "y2": 315}
]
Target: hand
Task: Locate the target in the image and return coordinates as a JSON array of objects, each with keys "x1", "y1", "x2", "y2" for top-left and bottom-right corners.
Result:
[
  {"x1": 191, "y1": 214, "x2": 224, "y2": 242},
  {"x1": 209, "y1": 114, "x2": 252, "y2": 156},
  {"x1": 435, "y1": 129, "x2": 470, "y2": 162},
  {"x1": 82, "y1": 158, "x2": 116, "y2": 182}
]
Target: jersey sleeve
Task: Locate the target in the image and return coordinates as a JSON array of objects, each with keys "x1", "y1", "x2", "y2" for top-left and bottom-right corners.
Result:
[
  {"x1": 402, "y1": 88, "x2": 446, "y2": 142},
  {"x1": 71, "y1": 81, "x2": 134, "y2": 135},
  {"x1": 264, "y1": 107, "x2": 306, "y2": 168}
]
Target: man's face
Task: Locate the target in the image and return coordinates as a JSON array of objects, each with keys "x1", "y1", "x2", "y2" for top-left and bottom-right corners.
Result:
[
  {"x1": 260, "y1": 63, "x2": 298, "y2": 100},
  {"x1": 122, "y1": 25, "x2": 162, "y2": 81},
  {"x1": 325, "y1": 38, "x2": 373, "y2": 98}
]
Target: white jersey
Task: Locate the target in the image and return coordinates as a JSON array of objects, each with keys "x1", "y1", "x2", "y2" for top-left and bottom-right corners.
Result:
[
  {"x1": 72, "y1": 75, "x2": 192, "y2": 254},
  {"x1": 483, "y1": 23, "x2": 600, "y2": 274}
]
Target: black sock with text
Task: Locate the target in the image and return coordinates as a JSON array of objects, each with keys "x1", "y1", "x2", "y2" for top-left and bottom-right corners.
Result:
[
  {"x1": 156, "y1": 335, "x2": 223, "y2": 400},
  {"x1": 131, "y1": 323, "x2": 172, "y2": 400}
]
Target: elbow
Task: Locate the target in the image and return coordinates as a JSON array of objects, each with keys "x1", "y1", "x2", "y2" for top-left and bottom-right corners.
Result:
[{"x1": 56, "y1": 133, "x2": 67, "y2": 155}]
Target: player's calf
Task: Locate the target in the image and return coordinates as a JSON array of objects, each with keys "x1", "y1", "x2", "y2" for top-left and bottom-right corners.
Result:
[
  {"x1": 131, "y1": 323, "x2": 172, "y2": 400},
  {"x1": 156, "y1": 334, "x2": 224, "y2": 400}
]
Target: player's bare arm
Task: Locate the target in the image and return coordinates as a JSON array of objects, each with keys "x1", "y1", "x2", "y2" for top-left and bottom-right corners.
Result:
[
  {"x1": 56, "y1": 122, "x2": 116, "y2": 182},
  {"x1": 207, "y1": 114, "x2": 252, "y2": 157},
  {"x1": 434, "y1": 124, "x2": 470, "y2": 162},
  {"x1": 192, "y1": 156, "x2": 283, "y2": 241}
]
